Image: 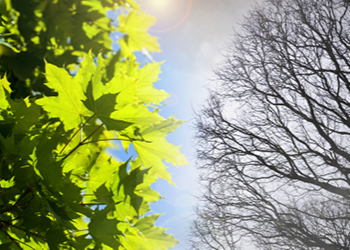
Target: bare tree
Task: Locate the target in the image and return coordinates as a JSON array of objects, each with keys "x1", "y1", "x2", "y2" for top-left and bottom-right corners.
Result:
[
  {"x1": 189, "y1": 208, "x2": 238, "y2": 250},
  {"x1": 191, "y1": 0, "x2": 350, "y2": 249}
]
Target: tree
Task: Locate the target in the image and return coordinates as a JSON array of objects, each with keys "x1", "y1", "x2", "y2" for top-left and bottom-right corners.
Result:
[
  {"x1": 191, "y1": 0, "x2": 350, "y2": 249},
  {"x1": 0, "y1": 0, "x2": 188, "y2": 249},
  {"x1": 188, "y1": 208, "x2": 237, "y2": 250}
]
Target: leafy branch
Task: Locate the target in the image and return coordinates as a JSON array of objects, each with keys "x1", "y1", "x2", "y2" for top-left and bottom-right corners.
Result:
[
  {"x1": 0, "y1": 1, "x2": 186, "y2": 247},
  {"x1": 59, "y1": 118, "x2": 152, "y2": 162}
]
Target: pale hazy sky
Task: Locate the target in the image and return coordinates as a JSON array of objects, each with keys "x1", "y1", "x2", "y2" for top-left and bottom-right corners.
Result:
[{"x1": 138, "y1": 1, "x2": 260, "y2": 249}]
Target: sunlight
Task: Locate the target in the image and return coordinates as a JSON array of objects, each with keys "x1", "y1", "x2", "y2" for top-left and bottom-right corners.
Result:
[
  {"x1": 142, "y1": 0, "x2": 192, "y2": 33},
  {"x1": 147, "y1": 0, "x2": 172, "y2": 11}
]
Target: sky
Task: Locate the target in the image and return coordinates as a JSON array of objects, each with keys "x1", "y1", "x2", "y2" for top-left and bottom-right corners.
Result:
[{"x1": 136, "y1": 0, "x2": 259, "y2": 249}]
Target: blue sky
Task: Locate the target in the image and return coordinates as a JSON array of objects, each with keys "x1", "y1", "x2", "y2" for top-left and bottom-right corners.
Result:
[{"x1": 135, "y1": 0, "x2": 260, "y2": 249}]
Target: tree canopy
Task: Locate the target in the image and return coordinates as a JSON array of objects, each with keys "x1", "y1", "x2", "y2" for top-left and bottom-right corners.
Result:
[
  {"x1": 191, "y1": 0, "x2": 350, "y2": 249},
  {"x1": 0, "y1": 0, "x2": 188, "y2": 249}
]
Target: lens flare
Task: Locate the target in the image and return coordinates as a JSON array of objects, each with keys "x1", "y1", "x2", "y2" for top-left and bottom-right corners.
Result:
[{"x1": 143, "y1": 0, "x2": 192, "y2": 33}]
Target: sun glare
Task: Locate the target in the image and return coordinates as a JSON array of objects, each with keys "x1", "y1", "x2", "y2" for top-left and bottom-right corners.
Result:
[
  {"x1": 147, "y1": 0, "x2": 172, "y2": 11},
  {"x1": 143, "y1": 0, "x2": 192, "y2": 33}
]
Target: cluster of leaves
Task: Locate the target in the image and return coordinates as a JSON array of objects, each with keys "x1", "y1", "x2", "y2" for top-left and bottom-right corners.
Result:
[
  {"x1": 0, "y1": 0, "x2": 160, "y2": 98},
  {"x1": 0, "y1": 0, "x2": 188, "y2": 249}
]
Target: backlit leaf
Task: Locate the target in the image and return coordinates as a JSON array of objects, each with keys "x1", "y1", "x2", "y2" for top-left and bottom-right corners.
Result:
[
  {"x1": 123, "y1": 214, "x2": 179, "y2": 250},
  {"x1": 36, "y1": 63, "x2": 93, "y2": 130},
  {"x1": 0, "y1": 76, "x2": 11, "y2": 110},
  {"x1": 118, "y1": 10, "x2": 161, "y2": 53}
]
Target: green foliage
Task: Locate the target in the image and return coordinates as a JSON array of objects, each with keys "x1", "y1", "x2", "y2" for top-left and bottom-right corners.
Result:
[{"x1": 0, "y1": 0, "x2": 188, "y2": 249}]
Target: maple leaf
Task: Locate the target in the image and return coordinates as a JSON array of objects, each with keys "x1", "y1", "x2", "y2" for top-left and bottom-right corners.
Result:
[
  {"x1": 36, "y1": 63, "x2": 92, "y2": 131},
  {"x1": 118, "y1": 10, "x2": 161, "y2": 54}
]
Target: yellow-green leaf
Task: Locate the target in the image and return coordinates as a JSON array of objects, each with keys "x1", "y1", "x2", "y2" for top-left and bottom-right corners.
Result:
[
  {"x1": 123, "y1": 214, "x2": 178, "y2": 250},
  {"x1": 118, "y1": 10, "x2": 161, "y2": 53},
  {"x1": 135, "y1": 62, "x2": 170, "y2": 105},
  {"x1": 133, "y1": 137, "x2": 188, "y2": 184},
  {"x1": 0, "y1": 75, "x2": 11, "y2": 110},
  {"x1": 36, "y1": 63, "x2": 93, "y2": 130}
]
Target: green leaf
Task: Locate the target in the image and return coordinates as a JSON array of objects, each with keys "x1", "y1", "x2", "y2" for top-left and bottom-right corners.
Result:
[
  {"x1": 118, "y1": 10, "x2": 161, "y2": 53},
  {"x1": 23, "y1": 197, "x2": 51, "y2": 232},
  {"x1": 0, "y1": 177, "x2": 15, "y2": 188},
  {"x1": 114, "y1": 161, "x2": 149, "y2": 214},
  {"x1": 36, "y1": 63, "x2": 93, "y2": 131},
  {"x1": 89, "y1": 206, "x2": 122, "y2": 249},
  {"x1": 9, "y1": 97, "x2": 41, "y2": 134},
  {"x1": 123, "y1": 214, "x2": 178, "y2": 250},
  {"x1": 135, "y1": 62, "x2": 170, "y2": 105},
  {"x1": 0, "y1": 75, "x2": 11, "y2": 110},
  {"x1": 112, "y1": 103, "x2": 163, "y2": 126},
  {"x1": 73, "y1": 235, "x2": 93, "y2": 250},
  {"x1": 94, "y1": 183, "x2": 115, "y2": 206},
  {"x1": 131, "y1": 117, "x2": 189, "y2": 184},
  {"x1": 104, "y1": 61, "x2": 169, "y2": 108},
  {"x1": 142, "y1": 115, "x2": 185, "y2": 139},
  {"x1": 46, "y1": 226, "x2": 68, "y2": 249},
  {"x1": 85, "y1": 154, "x2": 119, "y2": 194},
  {"x1": 83, "y1": 80, "x2": 132, "y2": 131},
  {"x1": 133, "y1": 138, "x2": 188, "y2": 184},
  {"x1": 34, "y1": 131, "x2": 63, "y2": 187}
]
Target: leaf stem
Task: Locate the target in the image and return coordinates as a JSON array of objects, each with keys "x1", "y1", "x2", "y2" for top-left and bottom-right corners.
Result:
[
  {"x1": 80, "y1": 121, "x2": 83, "y2": 143},
  {"x1": 60, "y1": 142, "x2": 83, "y2": 162},
  {"x1": 59, "y1": 128, "x2": 80, "y2": 155},
  {"x1": 61, "y1": 123, "x2": 103, "y2": 162},
  {"x1": 82, "y1": 137, "x2": 152, "y2": 145},
  {"x1": 80, "y1": 202, "x2": 107, "y2": 206},
  {"x1": 60, "y1": 115, "x2": 96, "y2": 154},
  {"x1": 82, "y1": 124, "x2": 104, "y2": 143}
]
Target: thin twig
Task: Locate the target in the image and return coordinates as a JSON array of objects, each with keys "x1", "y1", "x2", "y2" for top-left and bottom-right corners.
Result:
[
  {"x1": 82, "y1": 124, "x2": 104, "y2": 143},
  {"x1": 60, "y1": 142, "x2": 83, "y2": 162},
  {"x1": 61, "y1": 123, "x2": 104, "y2": 162},
  {"x1": 60, "y1": 115, "x2": 96, "y2": 154},
  {"x1": 82, "y1": 137, "x2": 152, "y2": 145},
  {"x1": 80, "y1": 203, "x2": 107, "y2": 206}
]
